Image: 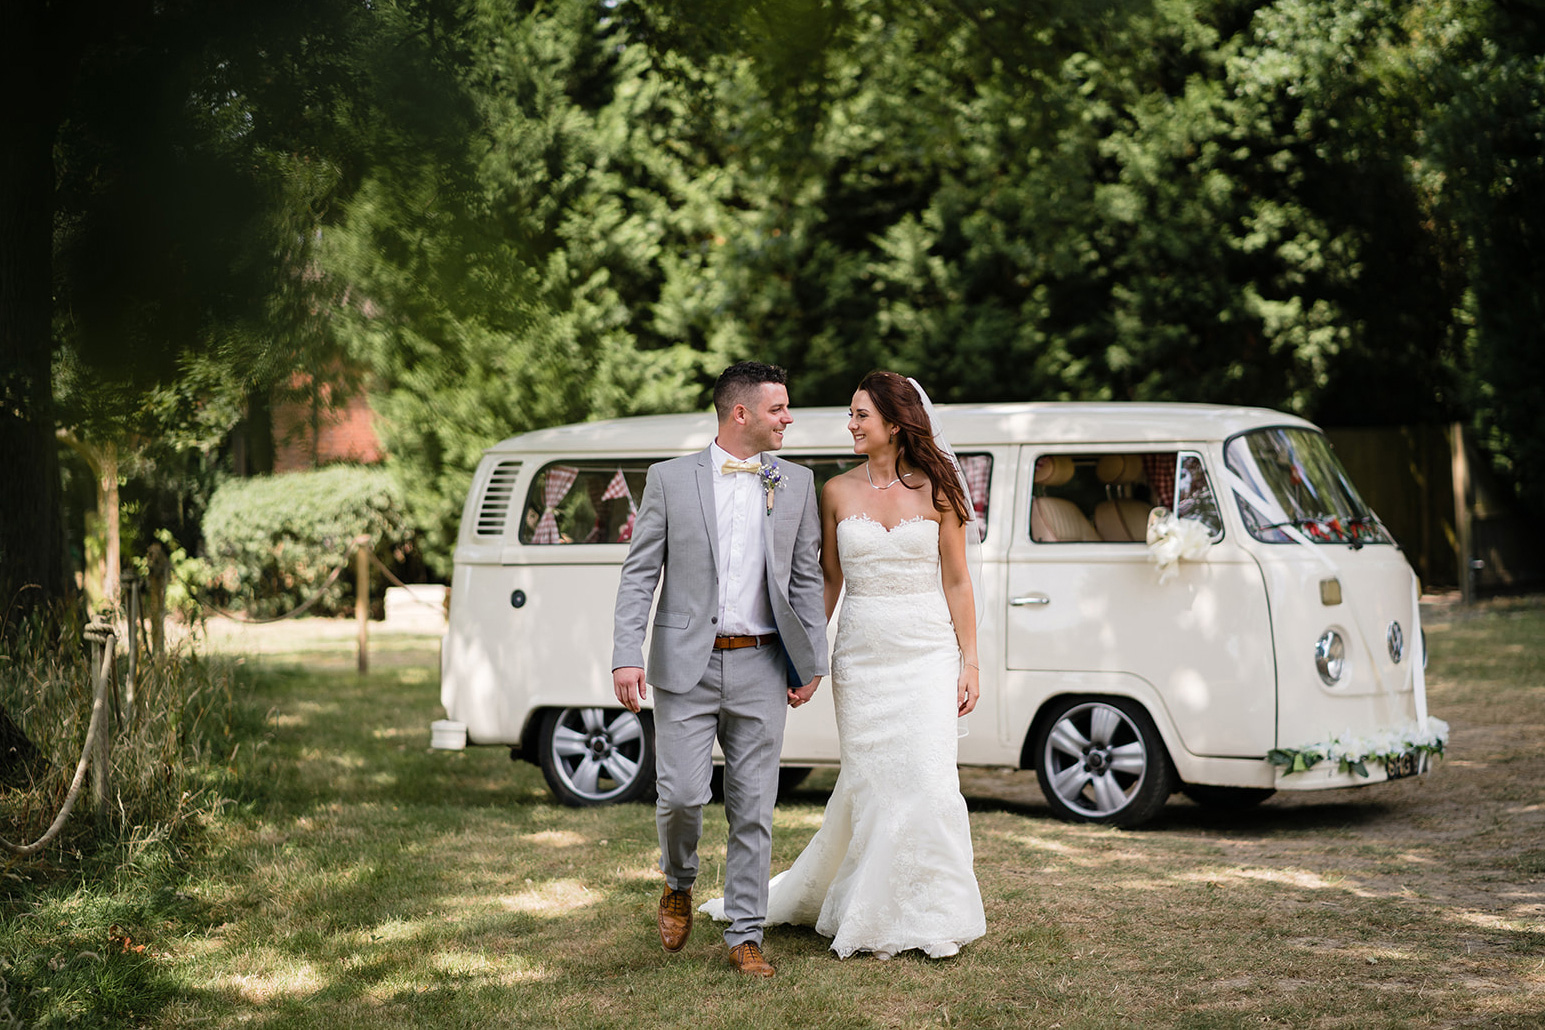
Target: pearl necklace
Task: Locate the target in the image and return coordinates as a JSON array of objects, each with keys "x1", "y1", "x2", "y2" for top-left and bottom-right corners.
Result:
[{"x1": 865, "y1": 464, "x2": 911, "y2": 490}]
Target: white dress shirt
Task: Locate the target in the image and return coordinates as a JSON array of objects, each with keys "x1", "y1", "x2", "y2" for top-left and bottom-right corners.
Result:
[{"x1": 710, "y1": 441, "x2": 776, "y2": 636}]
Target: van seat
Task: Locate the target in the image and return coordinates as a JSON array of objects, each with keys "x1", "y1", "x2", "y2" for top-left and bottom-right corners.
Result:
[
  {"x1": 1093, "y1": 454, "x2": 1152, "y2": 542},
  {"x1": 1032, "y1": 497, "x2": 1101, "y2": 542},
  {"x1": 1095, "y1": 499, "x2": 1153, "y2": 542}
]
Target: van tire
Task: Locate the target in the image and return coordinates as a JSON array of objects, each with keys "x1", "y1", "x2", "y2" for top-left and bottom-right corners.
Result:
[
  {"x1": 1033, "y1": 697, "x2": 1175, "y2": 827},
  {"x1": 537, "y1": 707, "x2": 657, "y2": 807},
  {"x1": 1180, "y1": 784, "x2": 1275, "y2": 810}
]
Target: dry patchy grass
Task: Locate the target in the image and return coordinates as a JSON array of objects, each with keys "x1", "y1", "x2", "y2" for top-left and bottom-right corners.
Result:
[{"x1": 6, "y1": 598, "x2": 1542, "y2": 1028}]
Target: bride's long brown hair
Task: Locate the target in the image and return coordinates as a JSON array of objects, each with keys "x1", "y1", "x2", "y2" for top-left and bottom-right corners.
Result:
[{"x1": 857, "y1": 370, "x2": 970, "y2": 525}]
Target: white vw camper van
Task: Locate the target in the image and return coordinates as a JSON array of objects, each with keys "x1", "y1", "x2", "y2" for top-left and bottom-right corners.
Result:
[{"x1": 436, "y1": 403, "x2": 1446, "y2": 826}]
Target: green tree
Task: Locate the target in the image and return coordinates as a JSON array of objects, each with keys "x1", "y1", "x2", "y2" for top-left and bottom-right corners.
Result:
[
  {"x1": 329, "y1": 1, "x2": 706, "y2": 571},
  {"x1": 1414, "y1": 0, "x2": 1545, "y2": 510}
]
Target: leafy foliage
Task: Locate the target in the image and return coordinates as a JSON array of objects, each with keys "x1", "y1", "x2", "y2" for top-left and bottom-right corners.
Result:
[
  {"x1": 326, "y1": 1, "x2": 707, "y2": 571},
  {"x1": 11, "y1": 0, "x2": 1544, "y2": 603},
  {"x1": 199, "y1": 466, "x2": 406, "y2": 618}
]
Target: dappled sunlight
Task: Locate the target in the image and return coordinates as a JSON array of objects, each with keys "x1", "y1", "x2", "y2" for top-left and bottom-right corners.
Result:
[
  {"x1": 429, "y1": 950, "x2": 554, "y2": 983},
  {"x1": 116, "y1": 600, "x2": 1540, "y2": 1029},
  {"x1": 613, "y1": 867, "x2": 662, "y2": 881},
  {"x1": 773, "y1": 810, "x2": 825, "y2": 830},
  {"x1": 988, "y1": 830, "x2": 1079, "y2": 857},
  {"x1": 299, "y1": 746, "x2": 368, "y2": 769},
  {"x1": 522, "y1": 829, "x2": 588, "y2": 848},
  {"x1": 1451, "y1": 908, "x2": 1544, "y2": 934},
  {"x1": 215, "y1": 958, "x2": 325, "y2": 1003},
  {"x1": 1198, "y1": 867, "x2": 1348, "y2": 892},
  {"x1": 499, "y1": 878, "x2": 600, "y2": 917}
]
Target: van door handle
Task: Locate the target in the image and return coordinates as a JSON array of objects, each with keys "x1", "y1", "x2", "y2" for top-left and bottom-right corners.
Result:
[{"x1": 1010, "y1": 593, "x2": 1050, "y2": 607}]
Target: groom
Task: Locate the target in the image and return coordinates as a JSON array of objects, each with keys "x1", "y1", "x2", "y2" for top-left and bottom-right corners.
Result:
[{"x1": 612, "y1": 360, "x2": 827, "y2": 978}]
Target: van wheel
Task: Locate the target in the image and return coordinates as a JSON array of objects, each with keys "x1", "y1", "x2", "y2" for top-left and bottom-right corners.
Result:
[
  {"x1": 538, "y1": 707, "x2": 656, "y2": 807},
  {"x1": 1034, "y1": 697, "x2": 1175, "y2": 827},
  {"x1": 1180, "y1": 784, "x2": 1275, "y2": 810}
]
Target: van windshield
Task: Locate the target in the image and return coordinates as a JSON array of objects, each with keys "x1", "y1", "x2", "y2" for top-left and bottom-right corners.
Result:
[{"x1": 1224, "y1": 428, "x2": 1391, "y2": 545}]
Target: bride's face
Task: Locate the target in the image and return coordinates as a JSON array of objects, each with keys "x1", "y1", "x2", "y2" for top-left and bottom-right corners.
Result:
[{"x1": 847, "y1": 390, "x2": 896, "y2": 456}]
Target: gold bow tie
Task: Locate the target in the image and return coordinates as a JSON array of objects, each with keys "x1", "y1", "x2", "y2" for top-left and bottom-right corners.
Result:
[{"x1": 720, "y1": 458, "x2": 763, "y2": 475}]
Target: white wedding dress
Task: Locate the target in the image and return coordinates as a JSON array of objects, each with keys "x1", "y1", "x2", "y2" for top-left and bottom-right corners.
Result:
[{"x1": 701, "y1": 514, "x2": 986, "y2": 959}]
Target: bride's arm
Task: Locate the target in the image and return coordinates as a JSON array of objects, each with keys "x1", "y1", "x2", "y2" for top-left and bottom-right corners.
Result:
[
  {"x1": 820, "y1": 479, "x2": 844, "y2": 623},
  {"x1": 939, "y1": 512, "x2": 980, "y2": 716}
]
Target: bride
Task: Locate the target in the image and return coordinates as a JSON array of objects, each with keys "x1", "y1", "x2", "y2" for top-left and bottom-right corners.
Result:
[{"x1": 701, "y1": 370, "x2": 987, "y2": 960}]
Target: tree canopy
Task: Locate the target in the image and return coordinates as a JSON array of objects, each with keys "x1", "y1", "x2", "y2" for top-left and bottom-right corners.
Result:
[{"x1": 3, "y1": 0, "x2": 1540, "y2": 594}]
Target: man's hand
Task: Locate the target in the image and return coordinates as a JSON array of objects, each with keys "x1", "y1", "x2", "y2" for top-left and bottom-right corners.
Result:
[
  {"x1": 614, "y1": 667, "x2": 647, "y2": 712},
  {"x1": 788, "y1": 675, "x2": 821, "y2": 708}
]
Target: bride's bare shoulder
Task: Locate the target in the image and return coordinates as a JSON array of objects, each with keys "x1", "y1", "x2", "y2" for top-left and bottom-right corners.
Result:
[{"x1": 821, "y1": 468, "x2": 866, "y2": 511}]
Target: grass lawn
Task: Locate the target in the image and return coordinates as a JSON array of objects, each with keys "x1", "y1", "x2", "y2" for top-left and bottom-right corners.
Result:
[{"x1": 4, "y1": 598, "x2": 1543, "y2": 1028}]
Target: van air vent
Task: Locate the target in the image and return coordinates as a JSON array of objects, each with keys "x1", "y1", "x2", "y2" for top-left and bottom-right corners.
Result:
[{"x1": 474, "y1": 461, "x2": 522, "y2": 538}]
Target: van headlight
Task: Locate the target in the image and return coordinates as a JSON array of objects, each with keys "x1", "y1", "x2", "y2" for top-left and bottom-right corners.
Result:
[{"x1": 1314, "y1": 629, "x2": 1346, "y2": 685}]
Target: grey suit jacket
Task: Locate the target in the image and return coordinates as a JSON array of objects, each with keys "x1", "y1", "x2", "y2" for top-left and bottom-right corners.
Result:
[{"x1": 611, "y1": 446, "x2": 829, "y2": 694}]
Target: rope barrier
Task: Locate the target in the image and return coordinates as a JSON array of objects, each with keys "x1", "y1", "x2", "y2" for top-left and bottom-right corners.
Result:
[
  {"x1": 1, "y1": 621, "x2": 116, "y2": 857},
  {"x1": 367, "y1": 552, "x2": 449, "y2": 613},
  {"x1": 1, "y1": 541, "x2": 442, "y2": 858}
]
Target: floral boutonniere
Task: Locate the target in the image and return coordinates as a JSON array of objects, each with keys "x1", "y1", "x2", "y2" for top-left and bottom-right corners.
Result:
[{"x1": 758, "y1": 461, "x2": 785, "y2": 516}]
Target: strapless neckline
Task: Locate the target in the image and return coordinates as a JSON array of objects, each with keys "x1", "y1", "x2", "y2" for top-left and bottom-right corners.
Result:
[{"x1": 838, "y1": 513, "x2": 939, "y2": 535}]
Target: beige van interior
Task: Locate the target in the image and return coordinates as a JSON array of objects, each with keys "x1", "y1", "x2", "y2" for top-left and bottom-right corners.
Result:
[{"x1": 1032, "y1": 452, "x2": 1219, "y2": 543}]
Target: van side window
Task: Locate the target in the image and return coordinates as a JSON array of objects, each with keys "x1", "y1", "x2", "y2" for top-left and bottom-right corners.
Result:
[
  {"x1": 521, "y1": 453, "x2": 994, "y2": 545},
  {"x1": 1174, "y1": 452, "x2": 1223, "y2": 538},
  {"x1": 520, "y1": 461, "x2": 660, "y2": 544},
  {"x1": 1031, "y1": 452, "x2": 1222, "y2": 543}
]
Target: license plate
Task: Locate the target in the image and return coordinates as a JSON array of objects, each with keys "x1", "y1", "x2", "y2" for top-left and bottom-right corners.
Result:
[{"x1": 1384, "y1": 750, "x2": 1426, "y2": 780}]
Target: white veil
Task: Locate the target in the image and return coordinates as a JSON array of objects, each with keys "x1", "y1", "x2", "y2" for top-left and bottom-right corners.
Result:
[{"x1": 907, "y1": 377, "x2": 986, "y2": 627}]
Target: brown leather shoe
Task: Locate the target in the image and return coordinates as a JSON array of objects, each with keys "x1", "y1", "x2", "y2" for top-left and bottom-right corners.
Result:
[
  {"x1": 728, "y1": 941, "x2": 775, "y2": 978},
  {"x1": 658, "y1": 887, "x2": 693, "y2": 952}
]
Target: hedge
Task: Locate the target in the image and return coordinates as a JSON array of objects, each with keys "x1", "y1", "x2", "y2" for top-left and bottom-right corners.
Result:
[{"x1": 200, "y1": 465, "x2": 407, "y2": 618}]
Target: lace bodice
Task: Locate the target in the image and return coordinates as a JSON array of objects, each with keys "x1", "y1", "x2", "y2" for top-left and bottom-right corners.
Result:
[{"x1": 837, "y1": 515, "x2": 941, "y2": 597}]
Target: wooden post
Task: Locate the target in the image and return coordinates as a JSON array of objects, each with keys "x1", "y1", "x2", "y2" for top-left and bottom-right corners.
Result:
[
  {"x1": 147, "y1": 541, "x2": 168, "y2": 660},
  {"x1": 94, "y1": 646, "x2": 114, "y2": 820},
  {"x1": 123, "y1": 571, "x2": 139, "y2": 722},
  {"x1": 356, "y1": 535, "x2": 370, "y2": 676},
  {"x1": 1451, "y1": 422, "x2": 1473, "y2": 605}
]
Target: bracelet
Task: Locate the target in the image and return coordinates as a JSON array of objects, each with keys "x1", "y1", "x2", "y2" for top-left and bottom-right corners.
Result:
[{"x1": 963, "y1": 660, "x2": 979, "y2": 670}]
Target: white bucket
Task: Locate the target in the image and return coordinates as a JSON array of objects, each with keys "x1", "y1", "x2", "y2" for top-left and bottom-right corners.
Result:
[{"x1": 430, "y1": 719, "x2": 467, "y2": 750}]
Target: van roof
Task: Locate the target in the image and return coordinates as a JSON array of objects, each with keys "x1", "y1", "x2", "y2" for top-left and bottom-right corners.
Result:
[{"x1": 485, "y1": 401, "x2": 1318, "y2": 456}]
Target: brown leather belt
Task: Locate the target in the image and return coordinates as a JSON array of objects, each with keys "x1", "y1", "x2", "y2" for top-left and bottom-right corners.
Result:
[{"x1": 713, "y1": 633, "x2": 779, "y2": 650}]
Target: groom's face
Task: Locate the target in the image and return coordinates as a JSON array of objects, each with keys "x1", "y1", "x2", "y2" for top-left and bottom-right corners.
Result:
[{"x1": 743, "y1": 383, "x2": 793, "y2": 453}]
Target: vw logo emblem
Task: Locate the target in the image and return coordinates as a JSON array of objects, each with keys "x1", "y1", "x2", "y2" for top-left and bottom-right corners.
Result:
[{"x1": 1387, "y1": 621, "x2": 1405, "y2": 664}]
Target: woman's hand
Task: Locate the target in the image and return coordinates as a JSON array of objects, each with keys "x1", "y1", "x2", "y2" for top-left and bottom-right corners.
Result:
[{"x1": 957, "y1": 662, "x2": 979, "y2": 716}]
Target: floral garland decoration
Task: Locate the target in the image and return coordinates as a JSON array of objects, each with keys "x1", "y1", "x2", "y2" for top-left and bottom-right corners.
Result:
[
  {"x1": 758, "y1": 461, "x2": 785, "y2": 516},
  {"x1": 1267, "y1": 718, "x2": 1450, "y2": 778}
]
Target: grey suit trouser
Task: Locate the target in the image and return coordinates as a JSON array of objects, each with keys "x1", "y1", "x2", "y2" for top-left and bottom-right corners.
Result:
[{"x1": 652, "y1": 641, "x2": 787, "y2": 948}]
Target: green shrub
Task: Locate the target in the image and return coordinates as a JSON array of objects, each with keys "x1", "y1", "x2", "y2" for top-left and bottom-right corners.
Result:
[{"x1": 200, "y1": 465, "x2": 406, "y2": 618}]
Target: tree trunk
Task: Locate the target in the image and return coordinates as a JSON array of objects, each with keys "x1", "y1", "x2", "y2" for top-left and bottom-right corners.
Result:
[
  {"x1": 59, "y1": 432, "x2": 123, "y2": 609},
  {"x1": 0, "y1": 0, "x2": 65, "y2": 614},
  {"x1": 99, "y1": 440, "x2": 121, "y2": 607}
]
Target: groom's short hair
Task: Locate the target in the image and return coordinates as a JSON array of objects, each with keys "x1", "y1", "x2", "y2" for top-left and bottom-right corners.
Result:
[{"x1": 713, "y1": 361, "x2": 788, "y2": 421}]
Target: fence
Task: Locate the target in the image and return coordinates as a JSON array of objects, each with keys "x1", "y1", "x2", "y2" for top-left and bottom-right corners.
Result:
[{"x1": 1326, "y1": 423, "x2": 1543, "y2": 599}]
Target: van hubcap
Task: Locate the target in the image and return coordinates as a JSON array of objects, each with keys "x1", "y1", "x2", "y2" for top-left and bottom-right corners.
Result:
[
  {"x1": 550, "y1": 707, "x2": 646, "y2": 801},
  {"x1": 1044, "y1": 702, "x2": 1148, "y2": 818}
]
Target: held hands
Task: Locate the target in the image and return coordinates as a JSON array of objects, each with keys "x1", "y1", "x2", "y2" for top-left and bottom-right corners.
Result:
[
  {"x1": 788, "y1": 675, "x2": 821, "y2": 709},
  {"x1": 613, "y1": 667, "x2": 647, "y2": 713},
  {"x1": 957, "y1": 663, "x2": 980, "y2": 717}
]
